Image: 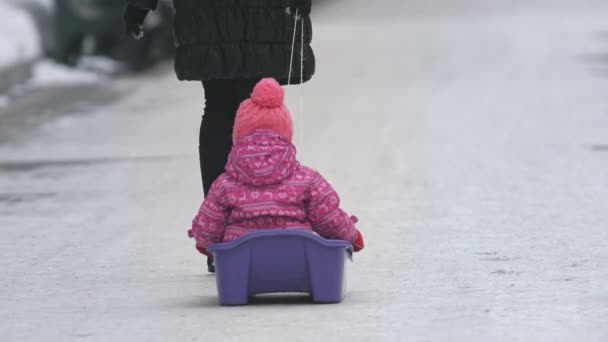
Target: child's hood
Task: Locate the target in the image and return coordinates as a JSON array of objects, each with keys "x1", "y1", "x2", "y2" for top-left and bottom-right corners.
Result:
[{"x1": 225, "y1": 130, "x2": 299, "y2": 186}]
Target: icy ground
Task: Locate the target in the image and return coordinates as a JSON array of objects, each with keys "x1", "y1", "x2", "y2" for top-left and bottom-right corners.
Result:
[{"x1": 1, "y1": 0, "x2": 608, "y2": 341}]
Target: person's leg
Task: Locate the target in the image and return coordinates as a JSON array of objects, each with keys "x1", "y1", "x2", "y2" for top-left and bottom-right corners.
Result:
[
  {"x1": 232, "y1": 78, "x2": 260, "y2": 105},
  {"x1": 199, "y1": 80, "x2": 231, "y2": 273},
  {"x1": 198, "y1": 78, "x2": 258, "y2": 273},
  {"x1": 199, "y1": 78, "x2": 260, "y2": 195},
  {"x1": 199, "y1": 80, "x2": 234, "y2": 196}
]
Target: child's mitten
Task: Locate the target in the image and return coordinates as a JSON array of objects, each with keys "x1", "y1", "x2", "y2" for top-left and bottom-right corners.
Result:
[{"x1": 353, "y1": 230, "x2": 365, "y2": 252}]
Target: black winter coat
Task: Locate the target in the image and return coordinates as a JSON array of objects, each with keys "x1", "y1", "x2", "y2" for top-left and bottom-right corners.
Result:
[{"x1": 127, "y1": 0, "x2": 315, "y2": 84}]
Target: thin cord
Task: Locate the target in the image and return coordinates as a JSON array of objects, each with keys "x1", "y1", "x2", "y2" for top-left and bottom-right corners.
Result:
[
  {"x1": 300, "y1": 17, "x2": 304, "y2": 86},
  {"x1": 287, "y1": 9, "x2": 299, "y2": 88},
  {"x1": 286, "y1": 9, "x2": 306, "y2": 147},
  {"x1": 298, "y1": 16, "x2": 304, "y2": 146}
]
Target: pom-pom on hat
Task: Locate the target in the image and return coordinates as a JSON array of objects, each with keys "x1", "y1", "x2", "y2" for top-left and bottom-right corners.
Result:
[{"x1": 233, "y1": 78, "x2": 293, "y2": 143}]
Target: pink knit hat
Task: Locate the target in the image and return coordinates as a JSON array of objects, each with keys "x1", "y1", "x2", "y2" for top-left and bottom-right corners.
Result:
[{"x1": 233, "y1": 78, "x2": 293, "y2": 143}]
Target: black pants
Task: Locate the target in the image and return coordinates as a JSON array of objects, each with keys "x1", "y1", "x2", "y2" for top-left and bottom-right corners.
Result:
[
  {"x1": 199, "y1": 79, "x2": 258, "y2": 272},
  {"x1": 199, "y1": 79, "x2": 259, "y2": 195}
]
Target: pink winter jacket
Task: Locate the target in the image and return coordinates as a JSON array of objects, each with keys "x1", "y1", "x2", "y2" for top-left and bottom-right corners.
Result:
[{"x1": 189, "y1": 130, "x2": 358, "y2": 250}]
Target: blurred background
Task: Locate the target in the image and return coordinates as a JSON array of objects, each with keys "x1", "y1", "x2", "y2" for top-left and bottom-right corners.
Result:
[
  {"x1": 1, "y1": 1, "x2": 608, "y2": 341},
  {"x1": 2, "y1": 0, "x2": 173, "y2": 77}
]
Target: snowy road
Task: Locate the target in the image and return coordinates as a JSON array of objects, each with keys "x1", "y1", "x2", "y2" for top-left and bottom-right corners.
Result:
[{"x1": 2, "y1": 1, "x2": 608, "y2": 341}]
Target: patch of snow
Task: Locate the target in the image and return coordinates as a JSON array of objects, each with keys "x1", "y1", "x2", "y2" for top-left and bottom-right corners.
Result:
[
  {"x1": 77, "y1": 56, "x2": 125, "y2": 75},
  {"x1": 0, "y1": 3, "x2": 40, "y2": 68},
  {"x1": 26, "y1": 60, "x2": 103, "y2": 88},
  {"x1": 0, "y1": 95, "x2": 8, "y2": 108},
  {"x1": 31, "y1": 0, "x2": 54, "y2": 11}
]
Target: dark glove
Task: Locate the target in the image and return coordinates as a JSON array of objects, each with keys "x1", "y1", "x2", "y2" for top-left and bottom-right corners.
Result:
[
  {"x1": 197, "y1": 247, "x2": 215, "y2": 273},
  {"x1": 287, "y1": 0, "x2": 311, "y2": 16},
  {"x1": 353, "y1": 230, "x2": 365, "y2": 252},
  {"x1": 207, "y1": 256, "x2": 215, "y2": 273},
  {"x1": 124, "y1": 5, "x2": 150, "y2": 39}
]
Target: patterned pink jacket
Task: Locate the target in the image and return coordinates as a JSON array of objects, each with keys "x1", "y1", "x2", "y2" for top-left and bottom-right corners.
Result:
[{"x1": 189, "y1": 130, "x2": 358, "y2": 250}]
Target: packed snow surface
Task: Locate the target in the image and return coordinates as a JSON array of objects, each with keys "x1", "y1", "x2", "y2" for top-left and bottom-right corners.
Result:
[{"x1": 1, "y1": 0, "x2": 608, "y2": 341}]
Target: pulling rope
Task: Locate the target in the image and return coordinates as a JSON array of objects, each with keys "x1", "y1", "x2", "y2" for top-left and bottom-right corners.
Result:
[
  {"x1": 286, "y1": 9, "x2": 305, "y2": 147},
  {"x1": 287, "y1": 9, "x2": 299, "y2": 88},
  {"x1": 298, "y1": 15, "x2": 304, "y2": 147}
]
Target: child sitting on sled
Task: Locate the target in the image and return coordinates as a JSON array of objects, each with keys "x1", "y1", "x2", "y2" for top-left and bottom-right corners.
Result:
[{"x1": 188, "y1": 78, "x2": 364, "y2": 263}]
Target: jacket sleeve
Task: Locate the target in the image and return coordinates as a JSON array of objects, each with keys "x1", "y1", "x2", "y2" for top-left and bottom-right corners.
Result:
[
  {"x1": 126, "y1": 0, "x2": 158, "y2": 10},
  {"x1": 189, "y1": 181, "x2": 229, "y2": 250},
  {"x1": 306, "y1": 174, "x2": 358, "y2": 243}
]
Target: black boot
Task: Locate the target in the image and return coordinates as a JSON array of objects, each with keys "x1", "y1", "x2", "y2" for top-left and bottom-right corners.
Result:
[{"x1": 207, "y1": 256, "x2": 215, "y2": 273}]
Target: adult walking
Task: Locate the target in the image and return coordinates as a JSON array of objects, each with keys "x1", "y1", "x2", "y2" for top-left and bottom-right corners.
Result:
[{"x1": 124, "y1": 0, "x2": 315, "y2": 272}]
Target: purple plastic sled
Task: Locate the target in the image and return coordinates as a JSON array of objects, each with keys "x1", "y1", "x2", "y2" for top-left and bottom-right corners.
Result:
[{"x1": 207, "y1": 229, "x2": 353, "y2": 306}]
